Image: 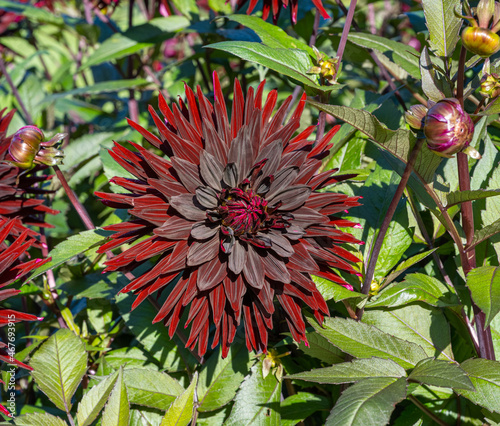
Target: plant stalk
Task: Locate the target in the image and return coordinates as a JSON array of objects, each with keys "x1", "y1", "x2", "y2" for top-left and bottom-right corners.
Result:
[
  {"x1": 358, "y1": 139, "x2": 424, "y2": 318},
  {"x1": 409, "y1": 395, "x2": 448, "y2": 426}
]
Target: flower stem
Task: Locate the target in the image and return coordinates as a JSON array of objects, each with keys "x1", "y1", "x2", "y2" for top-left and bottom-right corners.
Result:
[
  {"x1": 336, "y1": 0, "x2": 357, "y2": 66},
  {"x1": 0, "y1": 56, "x2": 33, "y2": 125},
  {"x1": 53, "y1": 165, "x2": 95, "y2": 231},
  {"x1": 358, "y1": 139, "x2": 424, "y2": 318}
]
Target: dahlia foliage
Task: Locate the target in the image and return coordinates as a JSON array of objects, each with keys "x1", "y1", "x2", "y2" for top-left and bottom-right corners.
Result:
[
  {"x1": 98, "y1": 73, "x2": 361, "y2": 357},
  {"x1": 0, "y1": 218, "x2": 46, "y2": 417},
  {"x1": 0, "y1": 109, "x2": 58, "y2": 239}
]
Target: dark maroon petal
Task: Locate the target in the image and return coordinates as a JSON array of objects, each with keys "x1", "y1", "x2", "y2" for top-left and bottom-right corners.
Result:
[
  {"x1": 195, "y1": 186, "x2": 219, "y2": 209},
  {"x1": 209, "y1": 284, "x2": 225, "y2": 325},
  {"x1": 191, "y1": 222, "x2": 219, "y2": 240},
  {"x1": 224, "y1": 275, "x2": 246, "y2": 314},
  {"x1": 253, "y1": 140, "x2": 282, "y2": 188},
  {"x1": 171, "y1": 157, "x2": 202, "y2": 193},
  {"x1": 198, "y1": 256, "x2": 227, "y2": 291},
  {"x1": 202, "y1": 118, "x2": 227, "y2": 165},
  {"x1": 288, "y1": 243, "x2": 318, "y2": 273},
  {"x1": 261, "y1": 253, "x2": 291, "y2": 283},
  {"x1": 200, "y1": 150, "x2": 224, "y2": 190},
  {"x1": 221, "y1": 232, "x2": 235, "y2": 254},
  {"x1": 148, "y1": 178, "x2": 188, "y2": 198},
  {"x1": 228, "y1": 240, "x2": 246, "y2": 274},
  {"x1": 187, "y1": 234, "x2": 220, "y2": 266},
  {"x1": 223, "y1": 163, "x2": 239, "y2": 187},
  {"x1": 290, "y1": 207, "x2": 329, "y2": 228},
  {"x1": 228, "y1": 110, "x2": 260, "y2": 180},
  {"x1": 170, "y1": 194, "x2": 206, "y2": 221},
  {"x1": 266, "y1": 166, "x2": 299, "y2": 198},
  {"x1": 284, "y1": 225, "x2": 305, "y2": 240},
  {"x1": 263, "y1": 231, "x2": 294, "y2": 257},
  {"x1": 267, "y1": 185, "x2": 311, "y2": 210},
  {"x1": 243, "y1": 246, "x2": 265, "y2": 289},
  {"x1": 154, "y1": 216, "x2": 193, "y2": 240}
]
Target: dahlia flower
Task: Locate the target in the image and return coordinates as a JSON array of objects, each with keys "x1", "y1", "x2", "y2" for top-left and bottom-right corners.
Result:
[
  {"x1": 237, "y1": 0, "x2": 330, "y2": 24},
  {"x1": 0, "y1": 218, "x2": 46, "y2": 417},
  {"x1": 97, "y1": 72, "x2": 361, "y2": 357},
  {"x1": 0, "y1": 109, "x2": 58, "y2": 238}
]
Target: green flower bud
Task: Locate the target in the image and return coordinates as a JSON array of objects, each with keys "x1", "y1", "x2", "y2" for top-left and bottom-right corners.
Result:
[
  {"x1": 405, "y1": 104, "x2": 428, "y2": 130},
  {"x1": 480, "y1": 73, "x2": 500, "y2": 98},
  {"x1": 462, "y1": 26, "x2": 500, "y2": 57}
]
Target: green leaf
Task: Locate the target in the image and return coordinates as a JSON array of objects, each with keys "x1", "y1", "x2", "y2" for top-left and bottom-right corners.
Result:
[
  {"x1": 281, "y1": 392, "x2": 331, "y2": 426},
  {"x1": 466, "y1": 266, "x2": 500, "y2": 328},
  {"x1": 459, "y1": 359, "x2": 500, "y2": 413},
  {"x1": 422, "y1": 0, "x2": 462, "y2": 57},
  {"x1": 124, "y1": 368, "x2": 184, "y2": 410},
  {"x1": 30, "y1": 329, "x2": 87, "y2": 412},
  {"x1": 286, "y1": 357, "x2": 406, "y2": 384},
  {"x1": 104, "y1": 347, "x2": 160, "y2": 370},
  {"x1": 367, "y1": 273, "x2": 459, "y2": 308},
  {"x1": 306, "y1": 315, "x2": 427, "y2": 369},
  {"x1": 226, "y1": 15, "x2": 312, "y2": 55},
  {"x1": 470, "y1": 218, "x2": 500, "y2": 250},
  {"x1": 14, "y1": 413, "x2": 68, "y2": 426},
  {"x1": 160, "y1": 372, "x2": 197, "y2": 426},
  {"x1": 446, "y1": 189, "x2": 500, "y2": 208},
  {"x1": 197, "y1": 342, "x2": 251, "y2": 412},
  {"x1": 76, "y1": 371, "x2": 119, "y2": 426},
  {"x1": 348, "y1": 33, "x2": 420, "y2": 78},
  {"x1": 363, "y1": 304, "x2": 454, "y2": 361},
  {"x1": 100, "y1": 147, "x2": 135, "y2": 190},
  {"x1": 224, "y1": 363, "x2": 282, "y2": 426},
  {"x1": 115, "y1": 292, "x2": 196, "y2": 372},
  {"x1": 29, "y1": 228, "x2": 113, "y2": 280},
  {"x1": 382, "y1": 248, "x2": 438, "y2": 285},
  {"x1": 312, "y1": 275, "x2": 366, "y2": 302},
  {"x1": 0, "y1": 0, "x2": 67, "y2": 25},
  {"x1": 325, "y1": 377, "x2": 407, "y2": 426},
  {"x1": 295, "y1": 331, "x2": 345, "y2": 364},
  {"x1": 206, "y1": 41, "x2": 333, "y2": 92},
  {"x1": 81, "y1": 17, "x2": 189, "y2": 70},
  {"x1": 408, "y1": 358, "x2": 474, "y2": 390},
  {"x1": 102, "y1": 368, "x2": 130, "y2": 426},
  {"x1": 420, "y1": 46, "x2": 446, "y2": 101},
  {"x1": 308, "y1": 101, "x2": 441, "y2": 183}
]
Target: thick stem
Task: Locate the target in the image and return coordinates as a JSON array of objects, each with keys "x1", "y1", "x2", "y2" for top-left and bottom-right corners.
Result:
[
  {"x1": 53, "y1": 166, "x2": 95, "y2": 231},
  {"x1": 358, "y1": 139, "x2": 424, "y2": 318}
]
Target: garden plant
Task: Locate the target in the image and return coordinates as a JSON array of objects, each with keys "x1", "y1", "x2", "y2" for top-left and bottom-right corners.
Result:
[{"x1": 1, "y1": 0, "x2": 500, "y2": 424}]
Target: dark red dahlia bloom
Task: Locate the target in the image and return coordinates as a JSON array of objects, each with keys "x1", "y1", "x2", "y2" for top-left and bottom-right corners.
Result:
[
  {"x1": 0, "y1": 218, "x2": 46, "y2": 417},
  {"x1": 97, "y1": 73, "x2": 361, "y2": 358},
  {"x1": 0, "y1": 109, "x2": 58, "y2": 239},
  {"x1": 237, "y1": 0, "x2": 330, "y2": 24}
]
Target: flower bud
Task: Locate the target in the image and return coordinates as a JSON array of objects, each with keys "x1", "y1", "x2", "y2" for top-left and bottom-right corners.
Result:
[
  {"x1": 307, "y1": 46, "x2": 339, "y2": 84},
  {"x1": 405, "y1": 104, "x2": 428, "y2": 130},
  {"x1": 8, "y1": 126, "x2": 64, "y2": 170},
  {"x1": 480, "y1": 73, "x2": 500, "y2": 98},
  {"x1": 423, "y1": 98, "x2": 475, "y2": 158},
  {"x1": 462, "y1": 26, "x2": 500, "y2": 57}
]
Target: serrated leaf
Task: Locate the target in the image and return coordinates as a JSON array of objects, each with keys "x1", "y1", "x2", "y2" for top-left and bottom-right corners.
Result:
[
  {"x1": 312, "y1": 275, "x2": 366, "y2": 302},
  {"x1": 422, "y1": 0, "x2": 462, "y2": 57},
  {"x1": 29, "y1": 228, "x2": 113, "y2": 280},
  {"x1": 420, "y1": 46, "x2": 446, "y2": 101},
  {"x1": 14, "y1": 413, "x2": 68, "y2": 426},
  {"x1": 206, "y1": 41, "x2": 334, "y2": 92},
  {"x1": 226, "y1": 15, "x2": 312, "y2": 55},
  {"x1": 160, "y1": 372, "x2": 197, "y2": 426},
  {"x1": 81, "y1": 17, "x2": 189, "y2": 70},
  {"x1": 124, "y1": 368, "x2": 184, "y2": 410},
  {"x1": 102, "y1": 368, "x2": 129, "y2": 426},
  {"x1": 286, "y1": 357, "x2": 406, "y2": 384},
  {"x1": 197, "y1": 342, "x2": 251, "y2": 412},
  {"x1": 77, "y1": 371, "x2": 119, "y2": 426},
  {"x1": 466, "y1": 266, "x2": 500, "y2": 328},
  {"x1": 306, "y1": 315, "x2": 427, "y2": 368},
  {"x1": 224, "y1": 363, "x2": 281, "y2": 426},
  {"x1": 408, "y1": 358, "x2": 474, "y2": 390},
  {"x1": 296, "y1": 331, "x2": 344, "y2": 364},
  {"x1": 325, "y1": 377, "x2": 407, "y2": 426},
  {"x1": 308, "y1": 101, "x2": 441, "y2": 183},
  {"x1": 281, "y1": 392, "x2": 331, "y2": 426},
  {"x1": 470, "y1": 218, "x2": 500, "y2": 250},
  {"x1": 368, "y1": 273, "x2": 459, "y2": 308},
  {"x1": 348, "y1": 33, "x2": 420, "y2": 78},
  {"x1": 459, "y1": 359, "x2": 500, "y2": 413},
  {"x1": 30, "y1": 329, "x2": 87, "y2": 412},
  {"x1": 383, "y1": 248, "x2": 438, "y2": 285},
  {"x1": 363, "y1": 304, "x2": 454, "y2": 361},
  {"x1": 445, "y1": 189, "x2": 500, "y2": 208}
]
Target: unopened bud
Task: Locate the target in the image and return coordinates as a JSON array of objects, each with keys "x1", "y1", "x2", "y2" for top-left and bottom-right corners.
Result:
[{"x1": 480, "y1": 73, "x2": 500, "y2": 98}]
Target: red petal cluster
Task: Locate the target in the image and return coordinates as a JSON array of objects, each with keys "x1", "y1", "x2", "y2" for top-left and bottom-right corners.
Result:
[
  {"x1": 237, "y1": 0, "x2": 330, "y2": 24},
  {"x1": 0, "y1": 218, "x2": 46, "y2": 417},
  {"x1": 97, "y1": 73, "x2": 361, "y2": 358},
  {"x1": 0, "y1": 109, "x2": 58, "y2": 241}
]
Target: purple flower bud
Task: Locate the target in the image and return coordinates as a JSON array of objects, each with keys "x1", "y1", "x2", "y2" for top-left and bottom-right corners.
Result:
[{"x1": 423, "y1": 98, "x2": 475, "y2": 158}]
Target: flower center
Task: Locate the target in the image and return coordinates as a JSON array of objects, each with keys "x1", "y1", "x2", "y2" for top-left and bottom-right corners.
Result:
[{"x1": 219, "y1": 188, "x2": 269, "y2": 236}]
